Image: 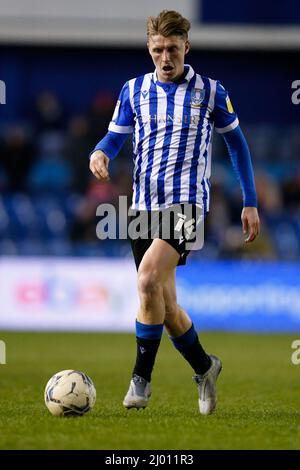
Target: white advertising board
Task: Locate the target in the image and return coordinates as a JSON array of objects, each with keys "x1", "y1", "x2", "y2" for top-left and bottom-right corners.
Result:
[{"x1": 0, "y1": 257, "x2": 138, "y2": 331}]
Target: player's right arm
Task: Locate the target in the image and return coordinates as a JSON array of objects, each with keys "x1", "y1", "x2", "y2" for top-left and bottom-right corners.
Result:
[
  {"x1": 89, "y1": 150, "x2": 110, "y2": 181},
  {"x1": 89, "y1": 81, "x2": 134, "y2": 181}
]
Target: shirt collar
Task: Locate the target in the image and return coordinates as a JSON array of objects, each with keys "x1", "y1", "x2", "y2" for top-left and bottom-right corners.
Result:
[{"x1": 153, "y1": 64, "x2": 195, "y2": 85}]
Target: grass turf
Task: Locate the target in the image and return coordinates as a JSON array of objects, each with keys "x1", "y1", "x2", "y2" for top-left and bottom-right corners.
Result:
[{"x1": 0, "y1": 331, "x2": 299, "y2": 450}]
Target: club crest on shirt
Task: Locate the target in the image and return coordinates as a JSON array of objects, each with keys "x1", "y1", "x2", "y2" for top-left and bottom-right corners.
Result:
[{"x1": 190, "y1": 88, "x2": 205, "y2": 108}]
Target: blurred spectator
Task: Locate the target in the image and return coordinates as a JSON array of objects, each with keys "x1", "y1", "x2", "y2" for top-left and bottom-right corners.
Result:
[
  {"x1": 282, "y1": 172, "x2": 300, "y2": 211},
  {"x1": 63, "y1": 115, "x2": 94, "y2": 193},
  {"x1": 87, "y1": 91, "x2": 115, "y2": 143},
  {"x1": 34, "y1": 91, "x2": 65, "y2": 133},
  {"x1": 220, "y1": 222, "x2": 277, "y2": 260},
  {"x1": 0, "y1": 125, "x2": 36, "y2": 192},
  {"x1": 28, "y1": 152, "x2": 71, "y2": 194},
  {"x1": 70, "y1": 178, "x2": 120, "y2": 242},
  {"x1": 255, "y1": 171, "x2": 283, "y2": 215}
]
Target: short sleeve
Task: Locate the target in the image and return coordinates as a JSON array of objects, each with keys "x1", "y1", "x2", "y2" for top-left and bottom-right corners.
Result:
[
  {"x1": 108, "y1": 81, "x2": 134, "y2": 134},
  {"x1": 213, "y1": 81, "x2": 239, "y2": 134}
]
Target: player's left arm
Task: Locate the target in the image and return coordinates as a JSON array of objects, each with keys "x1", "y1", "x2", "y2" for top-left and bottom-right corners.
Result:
[
  {"x1": 222, "y1": 126, "x2": 260, "y2": 243},
  {"x1": 213, "y1": 81, "x2": 260, "y2": 243}
]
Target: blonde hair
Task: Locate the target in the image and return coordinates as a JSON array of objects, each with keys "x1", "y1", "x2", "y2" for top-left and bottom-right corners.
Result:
[{"x1": 147, "y1": 10, "x2": 190, "y2": 39}]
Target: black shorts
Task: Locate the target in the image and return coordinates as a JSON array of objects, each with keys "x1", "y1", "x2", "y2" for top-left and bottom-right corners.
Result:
[{"x1": 128, "y1": 204, "x2": 205, "y2": 270}]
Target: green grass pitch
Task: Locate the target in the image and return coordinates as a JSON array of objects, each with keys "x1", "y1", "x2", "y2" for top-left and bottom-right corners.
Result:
[{"x1": 0, "y1": 331, "x2": 299, "y2": 450}]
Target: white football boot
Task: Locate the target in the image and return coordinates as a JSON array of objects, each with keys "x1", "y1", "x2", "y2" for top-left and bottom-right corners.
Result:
[
  {"x1": 123, "y1": 374, "x2": 152, "y2": 409},
  {"x1": 193, "y1": 355, "x2": 222, "y2": 415}
]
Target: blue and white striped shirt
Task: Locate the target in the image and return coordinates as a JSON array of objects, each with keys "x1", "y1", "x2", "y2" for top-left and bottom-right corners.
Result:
[{"x1": 108, "y1": 65, "x2": 239, "y2": 211}]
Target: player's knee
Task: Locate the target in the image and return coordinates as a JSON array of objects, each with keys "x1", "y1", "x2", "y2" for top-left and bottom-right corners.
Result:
[{"x1": 137, "y1": 268, "x2": 162, "y2": 297}]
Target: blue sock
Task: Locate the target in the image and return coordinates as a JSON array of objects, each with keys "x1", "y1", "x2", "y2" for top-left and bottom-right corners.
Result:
[
  {"x1": 170, "y1": 324, "x2": 211, "y2": 374},
  {"x1": 135, "y1": 320, "x2": 164, "y2": 340},
  {"x1": 170, "y1": 323, "x2": 197, "y2": 352}
]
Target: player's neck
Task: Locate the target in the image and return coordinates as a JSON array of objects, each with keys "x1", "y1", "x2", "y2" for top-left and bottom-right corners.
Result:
[
  {"x1": 172, "y1": 70, "x2": 186, "y2": 84},
  {"x1": 156, "y1": 67, "x2": 186, "y2": 84}
]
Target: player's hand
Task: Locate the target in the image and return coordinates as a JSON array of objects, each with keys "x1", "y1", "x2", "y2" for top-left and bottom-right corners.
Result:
[
  {"x1": 241, "y1": 207, "x2": 260, "y2": 243},
  {"x1": 89, "y1": 150, "x2": 110, "y2": 181}
]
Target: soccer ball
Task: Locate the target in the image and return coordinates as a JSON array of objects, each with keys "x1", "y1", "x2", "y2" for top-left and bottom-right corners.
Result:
[{"x1": 44, "y1": 369, "x2": 96, "y2": 417}]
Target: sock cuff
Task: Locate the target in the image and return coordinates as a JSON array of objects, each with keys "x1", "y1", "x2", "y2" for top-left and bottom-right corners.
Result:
[
  {"x1": 136, "y1": 320, "x2": 164, "y2": 340},
  {"x1": 170, "y1": 323, "x2": 197, "y2": 352}
]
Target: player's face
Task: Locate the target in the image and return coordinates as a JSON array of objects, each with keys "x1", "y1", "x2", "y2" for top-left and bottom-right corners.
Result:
[{"x1": 148, "y1": 35, "x2": 190, "y2": 83}]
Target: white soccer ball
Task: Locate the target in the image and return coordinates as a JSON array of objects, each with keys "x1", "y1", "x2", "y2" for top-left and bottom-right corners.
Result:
[{"x1": 44, "y1": 369, "x2": 96, "y2": 417}]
